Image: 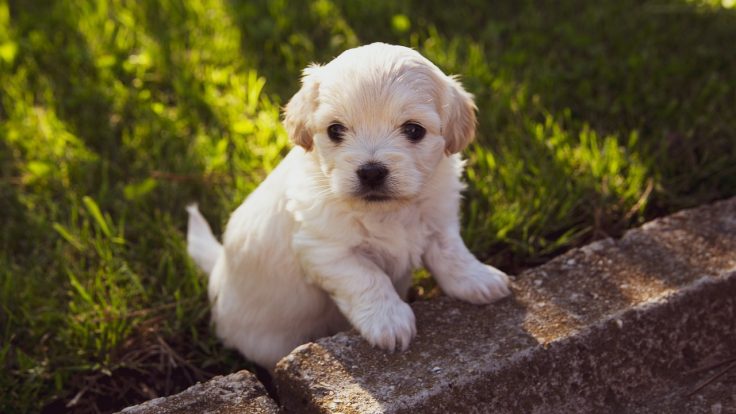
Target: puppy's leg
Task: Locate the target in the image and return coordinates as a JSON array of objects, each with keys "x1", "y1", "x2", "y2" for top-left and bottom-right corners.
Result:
[
  {"x1": 298, "y1": 246, "x2": 416, "y2": 352},
  {"x1": 424, "y1": 232, "x2": 510, "y2": 305}
]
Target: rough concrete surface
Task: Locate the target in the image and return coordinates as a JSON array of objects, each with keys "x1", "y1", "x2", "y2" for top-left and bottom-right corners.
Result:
[
  {"x1": 626, "y1": 358, "x2": 736, "y2": 414},
  {"x1": 119, "y1": 370, "x2": 278, "y2": 414},
  {"x1": 275, "y1": 197, "x2": 736, "y2": 413}
]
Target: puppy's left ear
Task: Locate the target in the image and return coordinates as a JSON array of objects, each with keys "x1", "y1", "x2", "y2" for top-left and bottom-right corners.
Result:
[
  {"x1": 441, "y1": 76, "x2": 477, "y2": 154},
  {"x1": 284, "y1": 64, "x2": 321, "y2": 151}
]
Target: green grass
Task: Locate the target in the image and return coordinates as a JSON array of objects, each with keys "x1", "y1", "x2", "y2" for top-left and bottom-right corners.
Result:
[{"x1": 1, "y1": 0, "x2": 735, "y2": 412}]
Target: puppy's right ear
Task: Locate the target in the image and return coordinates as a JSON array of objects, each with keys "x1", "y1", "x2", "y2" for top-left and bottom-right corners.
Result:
[{"x1": 284, "y1": 65, "x2": 321, "y2": 151}]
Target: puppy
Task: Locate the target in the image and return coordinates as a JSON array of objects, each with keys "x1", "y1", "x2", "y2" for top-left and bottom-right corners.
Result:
[{"x1": 187, "y1": 43, "x2": 510, "y2": 370}]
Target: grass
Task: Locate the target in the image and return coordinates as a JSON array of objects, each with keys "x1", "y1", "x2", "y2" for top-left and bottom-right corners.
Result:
[{"x1": 1, "y1": 0, "x2": 735, "y2": 412}]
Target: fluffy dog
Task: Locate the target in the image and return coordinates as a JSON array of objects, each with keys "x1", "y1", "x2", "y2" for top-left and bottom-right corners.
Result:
[{"x1": 187, "y1": 43, "x2": 510, "y2": 370}]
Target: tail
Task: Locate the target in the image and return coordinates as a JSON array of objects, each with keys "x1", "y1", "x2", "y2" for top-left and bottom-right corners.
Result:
[{"x1": 186, "y1": 204, "x2": 223, "y2": 274}]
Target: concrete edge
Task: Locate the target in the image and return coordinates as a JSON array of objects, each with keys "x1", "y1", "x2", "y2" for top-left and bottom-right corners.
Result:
[
  {"x1": 273, "y1": 196, "x2": 736, "y2": 413},
  {"x1": 118, "y1": 370, "x2": 278, "y2": 414}
]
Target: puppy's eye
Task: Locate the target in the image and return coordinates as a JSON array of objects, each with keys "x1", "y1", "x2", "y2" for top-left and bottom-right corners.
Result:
[
  {"x1": 327, "y1": 123, "x2": 346, "y2": 143},
  {"x1": 402, "y1": 122, "x2": 426, "y2": 143}
]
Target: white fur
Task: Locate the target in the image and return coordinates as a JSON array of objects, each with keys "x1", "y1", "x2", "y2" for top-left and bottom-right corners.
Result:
[
  {"x1": 186, "y1": 204, "x2": 222, "y2": 274},
  {"x1": 187, "y1": 43, "x2": 510, "y2": 369}
]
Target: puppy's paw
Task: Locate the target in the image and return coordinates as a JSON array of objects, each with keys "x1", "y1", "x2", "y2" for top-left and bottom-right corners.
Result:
[
  {"x1": 442, "y1": 263, "x2": 511, "y2": 305},
  {"x1": 354, "y1": 300, "x2": 416, "y2": 353}
]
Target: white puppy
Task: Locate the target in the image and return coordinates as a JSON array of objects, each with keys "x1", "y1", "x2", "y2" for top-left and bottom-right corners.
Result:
[{"x1": 187, "y1": 43, "x2": 510, "y2": 370}]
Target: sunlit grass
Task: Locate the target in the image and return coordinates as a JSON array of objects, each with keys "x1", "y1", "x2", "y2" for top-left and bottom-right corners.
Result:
[
  {"x1": 1, "y1": 0, "x2": 286, "y2": 411},
  {"x1": 1, "y1": 0, "x2": 735, "y2": 412},
  {"x1": 686, "y1": 0, "x2": 736, "y2": 8}
]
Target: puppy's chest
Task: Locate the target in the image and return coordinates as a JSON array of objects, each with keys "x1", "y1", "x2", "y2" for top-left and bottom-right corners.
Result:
[{"x1": 354, "y1": 212, "x2": 430, "y2": 279}]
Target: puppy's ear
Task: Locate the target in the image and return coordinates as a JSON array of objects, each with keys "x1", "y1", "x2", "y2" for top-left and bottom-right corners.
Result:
[
  {"x1": 441, "y1": 76, "x2": 477, "y2": 154},
  {"x1": 284, "y1": 65, "x2": 321, "y2": 151}
]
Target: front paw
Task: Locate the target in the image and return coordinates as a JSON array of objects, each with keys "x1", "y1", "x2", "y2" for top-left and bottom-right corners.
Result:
[
  {"x1": 441, "y1": 263, "x2": 511, "y2": 305},
  {"x1": 353, "y1": 299, "x2": 416, "y2": 352}
]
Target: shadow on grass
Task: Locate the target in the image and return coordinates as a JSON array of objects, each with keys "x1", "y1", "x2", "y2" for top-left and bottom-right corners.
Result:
[{"x1": 419, "y1": 0, "x2": 736, "y2": 199}]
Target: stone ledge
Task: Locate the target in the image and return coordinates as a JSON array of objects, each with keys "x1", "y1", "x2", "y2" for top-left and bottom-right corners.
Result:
[
  {"x1": 119, "y1": 370, "x2": 278, "y2": 414},
  {"x1": 274, "y1": 197, "x2": 736, "y2": 413}
]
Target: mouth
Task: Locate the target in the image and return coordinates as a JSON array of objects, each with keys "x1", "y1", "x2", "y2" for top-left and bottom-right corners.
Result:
[
  {"x1": 355, "y1": 190, "x2": 395, "y2": 202},
  {"x1": 363, "y1": 194, "x2": 393, "y2": 202}
]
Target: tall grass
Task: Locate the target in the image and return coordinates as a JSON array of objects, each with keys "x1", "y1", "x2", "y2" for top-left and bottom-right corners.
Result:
[{"x1": 1, "y1": 0, "x2": 735, "y2": 412}]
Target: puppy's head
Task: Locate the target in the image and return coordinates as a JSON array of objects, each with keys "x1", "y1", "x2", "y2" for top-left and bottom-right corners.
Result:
[{"x1": 284, "y1": 43, "x2": 476, "y2": 205}]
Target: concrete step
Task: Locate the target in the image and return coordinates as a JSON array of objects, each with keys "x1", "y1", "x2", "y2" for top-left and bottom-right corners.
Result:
[
  {"x1": 274, "y1": 197, "x2": 736, "y2": 413},
  {"x1": 119, "y1": 370, "x2": 278, "y2": 413}
]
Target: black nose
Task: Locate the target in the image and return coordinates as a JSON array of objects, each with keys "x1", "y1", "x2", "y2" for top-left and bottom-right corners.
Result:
[{"x1": 357, "y1": 162, "x2": 389, "y2": 188}]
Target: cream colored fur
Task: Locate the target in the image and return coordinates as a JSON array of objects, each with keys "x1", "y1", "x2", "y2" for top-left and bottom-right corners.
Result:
[{"x1": 187, "y1": 43, "x2": 510, "y2": 369}]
